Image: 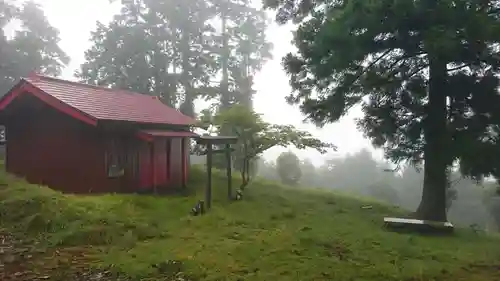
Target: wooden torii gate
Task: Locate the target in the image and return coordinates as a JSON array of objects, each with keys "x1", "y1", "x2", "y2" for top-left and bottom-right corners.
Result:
[{"x1": 196, "y1": 135, "x2": 238, "y2": 210}]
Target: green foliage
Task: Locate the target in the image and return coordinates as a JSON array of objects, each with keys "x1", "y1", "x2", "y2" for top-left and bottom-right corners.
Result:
[
  {"x1": 276, "y1": 151, "x2": 302, "y2": 185},
  {"x1": 214, "y1": 0, "x2": 273, "y2": 109},
  {"x1": 78, "y1": 0, "x2": 272, "y2": 114},
  {"x1": 2, "y1": 166, "x2": 500, "y2": 280},
  {"x1": 212, "y1": 105, "x2": 335, "y2": 154},
  {"x1": 77, "y1": 0, "x2": 215, "y2": 109},
  {"x1": 0, "y1": 1, "x2": 69, "y2": 94},
  {"x1": 199, "y1": 104, "x2": 335, "y2": 186},
  {"x1": 264, "y1": 0, "x2": 500, "y2": 221}
]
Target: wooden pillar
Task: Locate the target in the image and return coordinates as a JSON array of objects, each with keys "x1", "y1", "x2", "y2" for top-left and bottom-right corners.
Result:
[
  {"x1": 166, "y1": 139, "x2": 171, "y2": 180},
  {"x1": 225, "y1": 143, "x2": 232, "y2": 200},
  {"x1": 151, "y1": 141, "x2": 156, "y2": 193},
  {"x1": 181, "y1": 138, "x2": 187, "y2": 188},
  {"x1": 205, "y1": 141, "x2": 212, "y2": 209}
]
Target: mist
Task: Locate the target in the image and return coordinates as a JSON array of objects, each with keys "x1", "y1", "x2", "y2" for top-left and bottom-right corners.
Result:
[{"x1": 256, "y1": 149, "x2": 500, "y2": 232}]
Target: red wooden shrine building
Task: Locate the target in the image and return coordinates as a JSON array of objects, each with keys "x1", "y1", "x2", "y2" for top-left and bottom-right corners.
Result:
[{"x1": 0, "y1": 74, "x2": 199, "y2": 194}]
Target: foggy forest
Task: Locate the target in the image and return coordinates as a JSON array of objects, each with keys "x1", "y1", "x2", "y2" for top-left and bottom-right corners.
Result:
[{"x1": 3, "y1": 0, "x2": 500, "y2": 280}]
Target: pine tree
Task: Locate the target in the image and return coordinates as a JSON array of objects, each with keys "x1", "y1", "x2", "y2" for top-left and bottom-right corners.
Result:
[{"x1": 264, "y1": 0, "x2": 500, "y2": 221}]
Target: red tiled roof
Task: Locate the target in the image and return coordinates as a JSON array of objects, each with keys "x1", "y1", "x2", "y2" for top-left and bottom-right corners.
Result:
[{"x1": 18, "y1": 74, "x2": 195, "y2": 126}]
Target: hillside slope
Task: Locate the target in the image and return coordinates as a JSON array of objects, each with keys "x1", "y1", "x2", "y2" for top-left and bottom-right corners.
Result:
[{"x1": 1, "y1": 167, "x2": 500, "y2": 281}]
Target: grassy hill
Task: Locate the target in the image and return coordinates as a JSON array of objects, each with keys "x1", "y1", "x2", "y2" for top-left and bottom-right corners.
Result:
[{"x1": 1, "y1": 166, "x2": 500, "y2": 281}]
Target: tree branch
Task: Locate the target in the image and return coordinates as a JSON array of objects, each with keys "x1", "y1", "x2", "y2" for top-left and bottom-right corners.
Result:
[
  {"x1": 383, "y1": 53, "x2": 427, "y2": 78},
  {"x1": 447, "y1": 63, "x2": 471, "y2": 72},
  {"x1": 347, "y1": 49, "x2": 394, "y2": 86},
  {"x1": 388, "y1": 52, "x2": 426, "y2": 71},
  {"x1": 404, "y1": 63, "x2": 428, "y2": 80}
]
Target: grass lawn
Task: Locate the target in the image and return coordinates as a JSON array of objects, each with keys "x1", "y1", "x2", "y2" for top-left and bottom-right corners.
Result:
[{"x1": 1, "y1": 166, "x2": 500, "y2": 281}]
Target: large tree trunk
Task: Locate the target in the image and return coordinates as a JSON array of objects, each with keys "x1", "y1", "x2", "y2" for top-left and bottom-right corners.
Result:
[
  {"x1": 240, "y1": 54, "x2": 253, "y2": 109},
  {"x1": 220, "y1": 8, "x2": 230, "y2": 110},
  {"x1": 179, "y1": 30, "x2": 195, "y2": 118},
  {"x1": 415, "y1": 58, "x2": 448, "y2": 222},
  {"x1": 179, "y1": 30, "x2": 194, "y2": 168}
]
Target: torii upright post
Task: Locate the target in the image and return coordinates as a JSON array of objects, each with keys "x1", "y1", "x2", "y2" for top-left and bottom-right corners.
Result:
[
  {"x1": 197, "y1": 136, "x2": 238, "y2": 210},
  {"x1": 225, "y1": 143, "x2": 232, "y2": 201},
  {"x1": 205, "y1": 142, "x2": 213, "y2": 209}
]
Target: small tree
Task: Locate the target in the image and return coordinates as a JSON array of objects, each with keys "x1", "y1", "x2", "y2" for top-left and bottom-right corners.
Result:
[
  {"x1": 199, "y1": 105, "x2": 335, "y2": 188},
  {"x1": 276, "y1": 151, "x2": 302, "y2": 186}
]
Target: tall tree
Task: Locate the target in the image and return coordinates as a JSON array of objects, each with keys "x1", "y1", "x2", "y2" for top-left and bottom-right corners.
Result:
[
  {"x1": 265, "y1": 0, "x2": 500, "y2": 221},
  {"x1": 0, "y1": 1, "x2": 68, "y2": 94},
  {"x1": 78, "y1": 0, "x2": 216, "y2": 112},
  {"x1": 78, "y1": 4, "x2": 173, "y2": 100},
  {"x1": 156, "y1": 0, "x2": 217, "y2": 116},
  {"x1": 80, "y1": 0, "x2": 270, "y2": 116},
  {"x1": 212, "y1": 0, "x2": 272, "y2": 110}
]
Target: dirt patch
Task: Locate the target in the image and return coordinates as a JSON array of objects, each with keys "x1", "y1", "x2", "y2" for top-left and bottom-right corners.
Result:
[
  {"x1": 1, "y1": 230, "x2": 46, "y2": 280},
  {"x1": 0, "y1": 230, "x2": 131, "y2": 281}
]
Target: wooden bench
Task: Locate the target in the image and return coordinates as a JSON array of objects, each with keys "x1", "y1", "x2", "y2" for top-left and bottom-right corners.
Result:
[{"x1": 384, "y1": 217, "x2": 454, "y2": 235}]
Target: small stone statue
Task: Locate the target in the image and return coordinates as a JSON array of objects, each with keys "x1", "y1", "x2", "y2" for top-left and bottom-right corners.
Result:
[
  {"x1": 191, "y1": 200, "x2": 205, "y2": 216},
  {"x1": 235, "y1": 189, "x2": 243, "y2": 201}
]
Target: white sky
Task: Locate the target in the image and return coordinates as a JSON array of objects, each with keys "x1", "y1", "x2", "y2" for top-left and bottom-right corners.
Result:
[{"x1": 35, "y1": 0, "x2": 382, "y2": 165}]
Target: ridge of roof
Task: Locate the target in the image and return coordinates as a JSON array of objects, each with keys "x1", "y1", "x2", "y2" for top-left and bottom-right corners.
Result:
[{"x1": 25, "y1": 73, "x2": 155, "y2": 98}]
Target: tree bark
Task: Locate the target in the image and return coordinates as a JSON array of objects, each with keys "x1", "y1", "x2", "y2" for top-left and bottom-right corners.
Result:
[
  {"x1": 415, "y1": 58, "x2": 448, "y2": 222},
  {"x1": 220, "y1": 7, "x2": 231, "y2": 110},
  {"x1": 240, "y1": 158, "x2": 247, "y2": 188},
  {"x1": 180, "y1": 31, "x2": 195, "y2": 117},
  {"x1": 245, "y1": 158, "x2": 251, "y2": 184},
  {"x1": 179, "y1": 30, "x2": 194, "y2": 168}
]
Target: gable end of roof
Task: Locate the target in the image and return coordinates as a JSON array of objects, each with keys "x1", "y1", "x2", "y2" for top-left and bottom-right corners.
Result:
[{"x1": 0, "y1": 79, "x2": 98, "y2": 126}]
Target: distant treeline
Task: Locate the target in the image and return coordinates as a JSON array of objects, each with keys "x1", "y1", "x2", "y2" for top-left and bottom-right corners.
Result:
[{"x1": 257, "y1": 149, "x2": 500, "y2": 232}]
